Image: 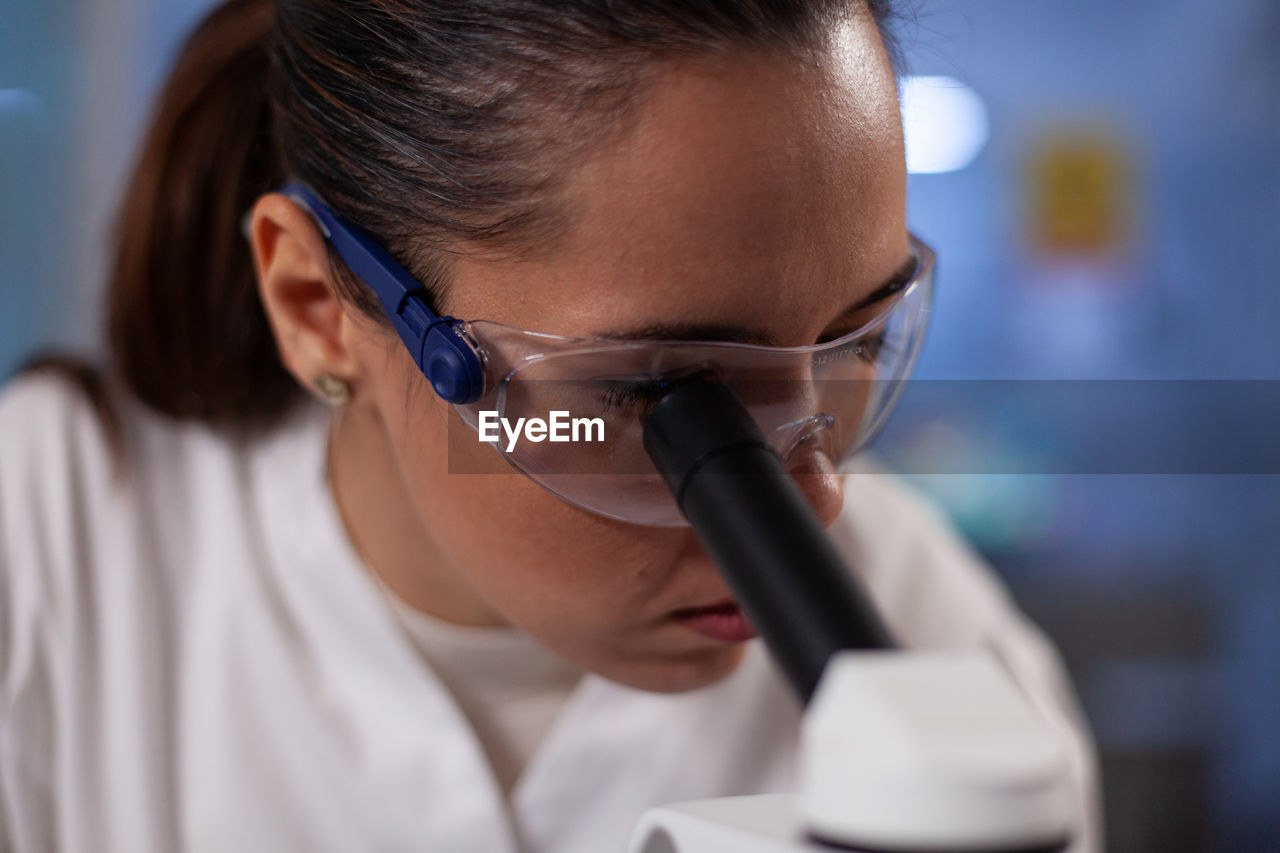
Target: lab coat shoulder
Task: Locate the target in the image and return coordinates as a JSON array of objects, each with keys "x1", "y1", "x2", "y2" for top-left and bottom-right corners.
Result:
[
  {"x1": 0, "y1": 370, "x2": 228, "y2": 662},
  {"x1": 0, "y1": 372, "x2": 120, "y2": 693},
  {"x1": 0, "y1": 371, "x2": 253, "y2": 852},
  {"x1": 0, "y1": 371, "x2": 129, "y2": 849},
  {"x1": 833, "y1": 456, "x2": 1103, "y2": 852}
]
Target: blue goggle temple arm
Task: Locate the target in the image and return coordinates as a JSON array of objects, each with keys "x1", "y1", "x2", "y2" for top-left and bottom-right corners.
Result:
[{"x1": 278, "y1": 181, "x2": 486, "y2": 404}]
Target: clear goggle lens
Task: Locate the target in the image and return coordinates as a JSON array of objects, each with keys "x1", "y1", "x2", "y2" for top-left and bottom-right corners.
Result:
[{"x1": 451, "y1": 242, "x2": 934, "y2": 527}]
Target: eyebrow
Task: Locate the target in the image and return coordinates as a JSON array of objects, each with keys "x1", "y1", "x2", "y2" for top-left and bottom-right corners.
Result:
[{"x1": 595, "y1": 253, "x2": 920, "y2": 345}]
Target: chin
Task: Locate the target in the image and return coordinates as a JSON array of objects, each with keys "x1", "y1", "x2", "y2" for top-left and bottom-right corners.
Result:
[{"x1": 603, "y1": 640, "x2": 749, "y2": 694}]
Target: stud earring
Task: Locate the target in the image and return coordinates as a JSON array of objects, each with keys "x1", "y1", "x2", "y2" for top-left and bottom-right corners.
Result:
[{"x1": 312, "y1": 373, "x2": 352, "y2": 406}]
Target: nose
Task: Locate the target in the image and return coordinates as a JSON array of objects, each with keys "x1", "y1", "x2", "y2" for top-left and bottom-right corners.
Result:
[{"x1": 782, "y1": 424, "x2": 845, "y2": 528}]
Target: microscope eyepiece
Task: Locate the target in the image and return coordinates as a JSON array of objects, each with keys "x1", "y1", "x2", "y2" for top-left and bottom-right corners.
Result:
[{"x1": 642, "y1": 374, "x2": 895, "y2": 703}]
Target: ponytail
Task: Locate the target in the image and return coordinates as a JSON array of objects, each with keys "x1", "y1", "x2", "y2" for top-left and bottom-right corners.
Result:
[{"x1": 106, "y1": 0, "x2": 300, "y2": 434}]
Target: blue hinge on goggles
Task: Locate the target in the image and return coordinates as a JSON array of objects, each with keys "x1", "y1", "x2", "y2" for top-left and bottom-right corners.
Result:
[{"x1": 280, "y1": 181, "x2": 486, "y2": 405}]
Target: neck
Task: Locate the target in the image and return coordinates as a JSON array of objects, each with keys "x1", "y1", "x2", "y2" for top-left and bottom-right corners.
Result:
[{"x1": 325, "y1": 402, "x2": 508, "y2": 627}]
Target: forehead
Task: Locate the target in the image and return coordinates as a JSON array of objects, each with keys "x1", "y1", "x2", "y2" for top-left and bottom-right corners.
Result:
[{"x1": 447, "y1": 15, "x2": 907, "y2": 340}]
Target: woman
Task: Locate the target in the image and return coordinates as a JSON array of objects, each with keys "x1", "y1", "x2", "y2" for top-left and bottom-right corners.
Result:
[{"x1": 0, "y1": 0, "x2": 1101, "y2": 850}]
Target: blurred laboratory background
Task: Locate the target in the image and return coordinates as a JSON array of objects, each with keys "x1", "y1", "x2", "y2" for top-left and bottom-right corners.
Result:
[{"x1": 2, "y1": 0, "x2": 1277, "y2": 850}]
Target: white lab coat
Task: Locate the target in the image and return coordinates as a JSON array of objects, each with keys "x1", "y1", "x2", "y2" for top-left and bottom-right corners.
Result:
[{"x1": 0, "y1": 374, "x2": 1101, "y2": 852}]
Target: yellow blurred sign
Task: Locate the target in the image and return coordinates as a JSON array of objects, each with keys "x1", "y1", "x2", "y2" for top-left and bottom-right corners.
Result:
[{"x1": 1025, "y1": 130, "x2": 1134, "y2": 256}]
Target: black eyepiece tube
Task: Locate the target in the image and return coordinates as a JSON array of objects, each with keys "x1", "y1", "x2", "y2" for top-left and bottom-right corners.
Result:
[{"x1": 642, "y1": 375, "x2": 895, "y2": 703}]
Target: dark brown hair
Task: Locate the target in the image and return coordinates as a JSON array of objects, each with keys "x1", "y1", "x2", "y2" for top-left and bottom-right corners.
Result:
[{"x1": 28, "y1": 0, "x2": 900, "y2": 440}]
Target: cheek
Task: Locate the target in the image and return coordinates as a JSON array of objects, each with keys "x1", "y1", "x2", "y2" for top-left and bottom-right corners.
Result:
[
  {"x1": 390, "y1": 387, "x2": 691, "y2": 637},
  {"x1": 367, "y1": 356, "x2": 750, "y2": 693}
]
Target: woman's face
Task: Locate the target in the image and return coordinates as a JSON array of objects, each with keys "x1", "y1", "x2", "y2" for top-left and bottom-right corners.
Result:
[{"x1": 332, "y1": 17, "x2": 908, "y2": 693}]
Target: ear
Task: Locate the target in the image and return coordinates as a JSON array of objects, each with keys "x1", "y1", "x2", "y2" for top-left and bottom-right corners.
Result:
[{"x1": 248, "y1": 192, "x2": 361, "y2": 397}]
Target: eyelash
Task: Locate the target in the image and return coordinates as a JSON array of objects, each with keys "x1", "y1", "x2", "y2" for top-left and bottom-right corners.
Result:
[
  {"x1": 598, "y1": 379, "x2": 672, "y2": 414},
  {"x1": 818, "y1": 326, "x2": 893, "y2": 363}
]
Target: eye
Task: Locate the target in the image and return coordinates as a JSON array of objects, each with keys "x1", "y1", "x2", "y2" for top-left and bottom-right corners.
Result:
[{"x1": 853, "y1": 329, "x2": 892, "y2": 364}]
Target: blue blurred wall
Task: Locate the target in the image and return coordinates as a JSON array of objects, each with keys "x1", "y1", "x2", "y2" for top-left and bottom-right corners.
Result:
[{"x1": 884, "y1": 2, "x2": 1279, "y2": 849}]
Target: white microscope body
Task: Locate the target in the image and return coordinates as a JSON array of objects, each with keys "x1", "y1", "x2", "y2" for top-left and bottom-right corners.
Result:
[
  {"x1": 628, "y1": 649, "x2": 1075, "y2": 853},
  {"x1": 637, "y1": 379, "x2": 1077, "y2": 853}
]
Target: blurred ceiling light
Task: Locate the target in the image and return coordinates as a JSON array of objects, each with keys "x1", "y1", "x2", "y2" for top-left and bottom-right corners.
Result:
[{"x1": 900, "y1": 75, "x2": 989, "y2": 174}]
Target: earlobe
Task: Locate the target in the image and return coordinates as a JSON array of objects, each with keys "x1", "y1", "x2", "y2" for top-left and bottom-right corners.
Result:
[{"x1": 248, "y1": 192, "x2": 359, "y2": 391}]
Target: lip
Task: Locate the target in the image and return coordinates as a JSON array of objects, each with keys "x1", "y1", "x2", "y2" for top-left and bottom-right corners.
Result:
[{"x1": 672, "y1": 599, "x2": 757, "y2": 643}]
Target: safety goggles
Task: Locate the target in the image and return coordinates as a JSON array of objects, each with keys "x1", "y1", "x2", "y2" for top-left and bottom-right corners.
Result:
[{"x1": 283, "y1": 182, "x2": 935, "y2": 526}]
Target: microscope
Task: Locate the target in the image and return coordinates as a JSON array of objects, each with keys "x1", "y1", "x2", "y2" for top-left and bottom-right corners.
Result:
[{"x1": 630, "y1": 377, "x2": 1074, "y2": 853}]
